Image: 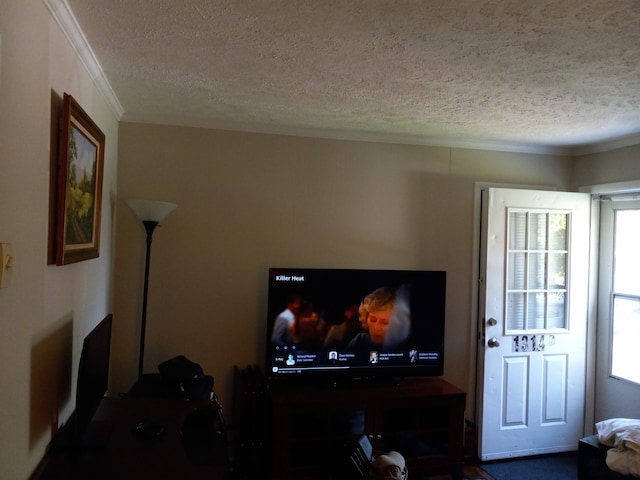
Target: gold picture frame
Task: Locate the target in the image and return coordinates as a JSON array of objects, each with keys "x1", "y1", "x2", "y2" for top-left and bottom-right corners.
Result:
[{"x1": 54, "y1": 93, "x2": 105, "y2": 265}]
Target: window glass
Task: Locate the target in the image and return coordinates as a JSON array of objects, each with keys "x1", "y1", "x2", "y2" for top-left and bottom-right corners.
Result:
[
  {"x1": 505, "y1": 209, "x2": 569, "y2": 332},
  {"x1": 610, "y1": 209, "x2": 640, "y2": 384},
  {"x1": 614, "y1": 210, "x2": 640, "y2": 296},
  {"x1": 611, "y1": 296, "x2": 640, "y2": 384}
]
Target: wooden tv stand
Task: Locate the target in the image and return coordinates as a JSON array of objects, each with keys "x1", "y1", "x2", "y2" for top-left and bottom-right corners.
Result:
[{"x1": 268, "y1": 377, "x2": 466, "y2": 480}]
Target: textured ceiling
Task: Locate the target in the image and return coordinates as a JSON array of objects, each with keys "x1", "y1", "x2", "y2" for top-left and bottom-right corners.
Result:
[{"x1": 58, "y1": 0, "x2": 640, "y2": 153}]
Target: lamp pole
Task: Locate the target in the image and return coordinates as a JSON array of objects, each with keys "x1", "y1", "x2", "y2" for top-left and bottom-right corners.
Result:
[
  {"x1": 126, "y1": 198, "x2": 177, "y2": 380},
  {"x1": 138, "y1": 220, "x2": 159, "y2": 378}
]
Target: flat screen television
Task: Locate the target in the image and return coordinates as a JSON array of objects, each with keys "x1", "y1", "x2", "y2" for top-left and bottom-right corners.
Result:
[
  {"x1": 265, "y1": 268, "x2": 446, "y2": 386},
  {"x1": 51, "y1": 314, "x2": 113, "y2": 449},
  {"x1": 52, "y1": 313, "x2": 113, "y2": 449},
  {"x1": 74, "y1": 313, "x2": 112, "y2": 440}
]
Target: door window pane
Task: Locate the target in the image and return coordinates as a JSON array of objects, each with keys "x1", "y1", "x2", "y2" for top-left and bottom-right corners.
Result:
[
  {"x1": 507, "y1": 252, "x2": 526, "y2": 289},
  {"x1": 506, "y1": 209, "x2": 569, "y2": 333},
  {"x1": 528, "y1": 253, "x2": 547, "y2": 290},
  {"x1": 507, "y1": 293, "x2": 525, "y2": 330},
  {"x1": 547, "y1": 292, "x2": 566, "y2": 329},
  {"x1": 529, "y1": 213, "x2": 547, "y2": 250},
  {"x1": 549, "y1": 253, "x2": 567, "y2": 288},
  {"x1": 527, "y1": 292, "x2": 546, "y2": 329},
  {"x1": 549, "y1": 214, "x2": 567, "y2": 250},
  {"x1": 508, "y1": 212, "x2": 527, "y2": 250}
]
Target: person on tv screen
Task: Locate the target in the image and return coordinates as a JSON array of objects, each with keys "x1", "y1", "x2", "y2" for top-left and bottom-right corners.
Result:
[
  {"x1": 290, "y1": 301, "x2": 323, "y2": 350},
  {"x1": 271, "y1": 293, "x2": 301, "y2": 346},
  {"x1": 346, "y1": 286, "x2": 396, "y2": 350},
  {"x1": 346, "y1": 284, "x2": 411, "y2": 351},
  {"x1": 383, "y1": 283, "x2": 411, "y2": 350},
  {"x1": 322, "y1": 303, "x2": 361, "y2": 351}
]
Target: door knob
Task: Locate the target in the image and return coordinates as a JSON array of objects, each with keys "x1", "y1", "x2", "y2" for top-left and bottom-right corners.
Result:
[
  {"x1": 488, "y1": 338, "x2": 500, "y2": 348},
  {"x1": 487, "y1": 317, "x2": 497, "y2": 326}
]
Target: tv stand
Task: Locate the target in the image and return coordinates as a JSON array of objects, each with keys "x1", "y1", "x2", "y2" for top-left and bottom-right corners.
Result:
[
  {"x1": 268, "y1": 376, "x2": 466, "y2": 480},
  {"x1": 326, "y1": 375, "x2": 405, "y2": 389}
]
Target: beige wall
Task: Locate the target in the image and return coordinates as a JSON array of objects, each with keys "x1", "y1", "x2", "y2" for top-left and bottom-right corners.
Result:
[
  {"x1": 114, "y1": 122, "x2": 573, "y2": 414},
  {"x1": 0, "y1": 3, "x2": 118, "y2": 479},
  {"x1": 572, "y1": 144, "x2": 640, "y2": 189}
]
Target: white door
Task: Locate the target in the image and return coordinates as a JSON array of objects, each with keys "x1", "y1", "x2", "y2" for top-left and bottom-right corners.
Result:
[{"x1": 478, "y1": 188, "x2": 591, "y2": 461}]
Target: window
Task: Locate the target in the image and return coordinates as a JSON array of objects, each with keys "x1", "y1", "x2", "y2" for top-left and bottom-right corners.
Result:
[
  {"x1": 505, "y1": 209, "x2": 569, "y2": 333},
  {"x1": 610, "y1": 207, "x2": 640, "y2": 385}
]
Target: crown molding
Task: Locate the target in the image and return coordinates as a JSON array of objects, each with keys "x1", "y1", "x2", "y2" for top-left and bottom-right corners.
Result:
[
  {"x1": 44, "y1": 0, "x2": 124, "y2": 119},
  {"x1": 124, "y1": 112, "x2": 576, "y2": 156},
  {"x1": 568, "y1": 132, "x2": 640, "y2": 157}
]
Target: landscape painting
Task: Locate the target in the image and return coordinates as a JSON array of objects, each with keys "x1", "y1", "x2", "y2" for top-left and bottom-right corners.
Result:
[{"x1": 54, "y1": 93, "x2": 105, "y2": 265}]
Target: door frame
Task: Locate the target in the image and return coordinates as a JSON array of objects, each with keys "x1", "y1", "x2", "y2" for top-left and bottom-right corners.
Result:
[
  {"x1": 470, "y1": 182, "x2": 598, "y2": 455},
  {"x1": 579, "y1": 179, "x2": 640, "y2": 422}
]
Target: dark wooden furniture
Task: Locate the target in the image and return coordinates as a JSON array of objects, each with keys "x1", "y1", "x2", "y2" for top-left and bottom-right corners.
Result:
[
  {"x1": 232, "y1": 365, "x2": 270, "y2": 480},
  {"x1": 268, "y1": 377, "x2": 466, "y2": 480},
  {"x1": 578, "y1": 435, "x2": 633, "y2": 480},
  {"x1": 30, "y1": 397, "x2": 228, "y2": 480}
]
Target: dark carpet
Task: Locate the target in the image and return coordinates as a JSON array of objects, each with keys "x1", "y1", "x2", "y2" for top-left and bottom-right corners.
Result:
[{"x1": 480, "y1": 452, "x2": 578, "y2": 480}]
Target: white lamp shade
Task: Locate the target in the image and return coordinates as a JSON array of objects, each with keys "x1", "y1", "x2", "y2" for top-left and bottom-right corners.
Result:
[{"x1": 126, "y1": 199, "x2": 177, "y2": 222}]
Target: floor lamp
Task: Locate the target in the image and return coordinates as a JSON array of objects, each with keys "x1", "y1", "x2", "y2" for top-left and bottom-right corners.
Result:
[{"x1": 126, "y1": 199, "x2": 177, "y2": 379}]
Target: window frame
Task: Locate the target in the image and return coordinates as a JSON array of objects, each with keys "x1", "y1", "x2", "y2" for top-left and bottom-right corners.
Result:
[
  {"x1": 601, "y1": 197, "x2": 640, "y2": 386},
  {"x1": 504, "y1": 207, "x2": 571, "y2": 335}
]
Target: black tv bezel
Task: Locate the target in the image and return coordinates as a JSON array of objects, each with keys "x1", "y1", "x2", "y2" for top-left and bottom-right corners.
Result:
[{"x1": 264, "y1": 268, "x2": 446, "y2": 386}]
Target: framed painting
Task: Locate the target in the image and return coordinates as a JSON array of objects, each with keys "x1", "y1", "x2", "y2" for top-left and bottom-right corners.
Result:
[{"x1": 54, "y1": 93, "x2": 105, "y2": 265}]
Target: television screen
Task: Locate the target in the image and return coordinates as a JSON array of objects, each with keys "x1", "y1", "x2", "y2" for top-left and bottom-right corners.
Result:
[
  {"x1": 74, "y1": 314, "x2": 112, "y2": 441},
  {"x1": 265, "y1": 268, "x2": 446, "y2": 385}
]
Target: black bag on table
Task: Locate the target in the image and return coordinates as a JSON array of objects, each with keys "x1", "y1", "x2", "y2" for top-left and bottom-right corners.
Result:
[{"x1": 158, "y1": 355, "x2": 214, "y2": 400}]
